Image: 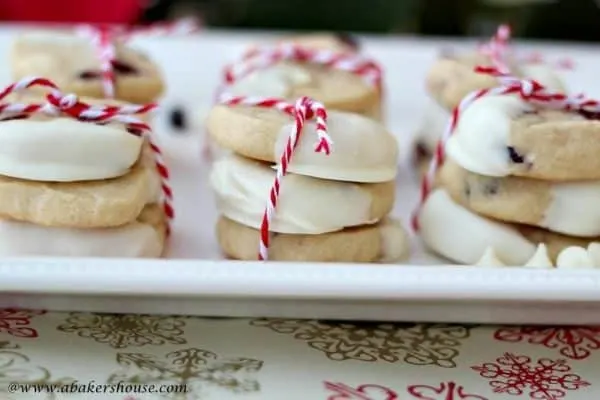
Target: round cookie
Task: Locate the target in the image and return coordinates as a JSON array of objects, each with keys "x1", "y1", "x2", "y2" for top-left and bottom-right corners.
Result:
[
  {"x1": 440, "y1": 159, "x2": 600, "y2": 237},
  {"x1": 217, "y1": 216, "x2": 409, "y2": 263},
  {"x1": 0, "y1": 153, "x2": 160, "y2": 228},
  {"x1": 418, "y1": 188, "x2": 600, "y2": 265},
  {"x1": 225, "y1": 61, "x2": 380, "y2": 119},
  {"x1": 206, "y1": 105, "x2": 398, "y2": 182},
  {"x1": 0, "y1": 203, "x2": 167, "y2": 257},
  {"x1": 210, "y1": 154, "x2": 395, "y2": 234},
  {"x1": 425, "y1": 51, "x2": 566, "y2": 111},
  {"x1": 10, "y1": 30, "x2": 164, "y2": 103},
  {"x1": 445, "y1": 94, "x2": 600, "y2": 181}
]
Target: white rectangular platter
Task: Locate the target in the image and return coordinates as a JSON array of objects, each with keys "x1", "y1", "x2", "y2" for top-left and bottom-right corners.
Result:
[{"x1": 1, "y1": 26, "x2": 600, "y2": 324}]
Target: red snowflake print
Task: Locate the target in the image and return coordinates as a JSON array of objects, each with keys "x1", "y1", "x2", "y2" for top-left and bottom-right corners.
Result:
[
  {"x1": 471, "y1": 353, "x2": 590, "y2": 400},
  {"x1": 407, "y1": 381, "x2": 488, "y2": 399},
  {"x1": 324, "y1": 381, "x2": 399, "y2": 400},
  {"x1": 494, "y1": 326, "x2": 600, "y2": 360},
  {"x1": 0, "y1": 308, "x2": 46, "y2": 338}
]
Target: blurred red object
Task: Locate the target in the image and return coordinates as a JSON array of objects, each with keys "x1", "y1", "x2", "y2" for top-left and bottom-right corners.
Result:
[{"x1": 1, "y1": 0, "x2": 146, "y2": 25}]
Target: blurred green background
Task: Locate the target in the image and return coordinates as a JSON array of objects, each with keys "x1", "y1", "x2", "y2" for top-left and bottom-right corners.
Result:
[{"x1": 145, "y1": 0, "x2": 600, "y2": 41}]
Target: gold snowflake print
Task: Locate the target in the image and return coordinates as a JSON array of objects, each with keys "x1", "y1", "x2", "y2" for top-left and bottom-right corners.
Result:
[
  {"x1": 250, "y1": 319, "x2": 474, "y2": 367},
  {"x1": 56, "y1": 313, "x2": 187, "y2": 349},
  {"x1": 108, "y1": 347, "x2": 264, "y2": 399}
]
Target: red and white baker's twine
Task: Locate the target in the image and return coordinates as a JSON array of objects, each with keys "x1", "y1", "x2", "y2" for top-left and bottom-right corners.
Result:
[
  {"x1": 477, "y1": 24, "x2": 513, "y2": 74},
  {"x1": 0, "y1": 77, "x2": 174, "y2": 230},
  {"x1": 478, "y1": 24, "x2": 574, "y2": 71},
  {"x1": 222, "y1": 44, "x2": 382, "y2": 95},
  {"x1": 76, "y1": 18, "x2": 200, "y2": 98},
  {"x1": 411, "y1": 66, "x2": 599, "y2": 231},
  {"x1": 219, "y1": 93, "x2": 331, "y2": 260}
]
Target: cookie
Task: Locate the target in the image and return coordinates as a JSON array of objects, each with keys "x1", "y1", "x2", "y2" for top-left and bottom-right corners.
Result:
[
  {"x1": 425, "y1": 52, "x2": 565, "y2": 110},
  {"x1": 445, "y1": 94, "x2": 600, "y2": 181},
  {"x1": 210, "y1": 154, "x2": 395, "y2": 234},
  {"x1": 440, "y1": 159, "x2": 600, "y2": 237},
  {"x1": 206, "y1": 105, "x2": 398, "y2": 182},
  {"x1": 418, "y1": 188, "x2": 599, "y2": 265},
  {"x1": 224, "y1": 61, "x2": 380, "y2": 119},
  {"x1": 217, "y1": 215, "x2": 409, "y2": 263},
  {"x1": 0, "y1": 203, "x2": 166, "y2": 257},
  {"x1": 10, "y1": 30, "x2": 165, "y2": 103},
  {"x1": 0, "y1": 149, "x2": 160, "y2": 228}
]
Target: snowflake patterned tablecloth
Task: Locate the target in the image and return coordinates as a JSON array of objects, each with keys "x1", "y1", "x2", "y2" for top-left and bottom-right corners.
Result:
[{"x1": 0, "y1": 310, "x2": 599, "y2": 400}]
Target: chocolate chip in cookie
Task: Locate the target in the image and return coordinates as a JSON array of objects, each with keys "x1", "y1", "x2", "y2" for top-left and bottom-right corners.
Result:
[{"x1": 507, "y1": 146, "x2": 525, "y2": 164}]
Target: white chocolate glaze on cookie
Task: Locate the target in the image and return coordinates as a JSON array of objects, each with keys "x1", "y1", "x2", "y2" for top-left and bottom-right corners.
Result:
[
  {"x1": 226, "y1": 65, "x2": 312, "y2": 98},
  {"x1": 0, "y1": 215, "x2": 162, "y2": 257},
  {"x1": 210, "y1": 155, "x2": 388, "y2": 234},
  {"x1": 274, "y1": 111, "x2": 398, "y2": 182},
  {"x1": 419, "y1": 189, "x2": 536, "y2": 265},
  {"x1": 0, "y1": 118, "x2": 143, "y2": 182},
  {"x1": 445, "y1": 95, "x2": 533, "y2": 177},
  {"x1": 414, "y1": 97, "x2": 450, "y2": 152}
]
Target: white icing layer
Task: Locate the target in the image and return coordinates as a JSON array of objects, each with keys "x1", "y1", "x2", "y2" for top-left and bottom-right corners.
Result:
[
  {"x1": 274, "y1": 111, "x2": 398, "y2": 182},
  {"x1": 445, "y1": 95, "x2": 534, "y2": 177},
  {"x1": 0, "y1": 118, "x2": 143, "y2": 182},
  {"x1": 414, "y1": 97, "x2": 450, "y2": 152},
  {"x1": 419, "y1": 189, "x2": 536, "y2": 265},
  {"x1": 556, "y1": 246, "x2": 595, "y2": 269},
  {"x1": 378, "y1": 218, "x2": 409, "y2": 263},
  {"x1": 524, "y1": 244, "x2": 553, "y2": 268},
  {"x1": 542, "y1": 181, "x2": 600, "y2": 237},
  {"x1": 210, "y1": 154, "x2": 381, "y2": 234},
  {"x1": 475, "y1": 247, "x2": 506, "y2": 267},
  {"x1": 227, "y1": 64, "x2": 312, "y2": 98},
  {"x1": 0, "y1": 217, "x2": 161, "y2": 257}
]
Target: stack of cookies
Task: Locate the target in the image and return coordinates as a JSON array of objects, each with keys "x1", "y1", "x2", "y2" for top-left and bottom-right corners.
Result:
[
  {"x1": 10, "y1": 30, "x2": 165, "y2": 103},
  {"x1": 0, "y1": 92, "x2": 168, "y2": 257},
  {"x1": 412, "y1": 33, "x2": 566, "y2": 175},
  {"x1": 206, "y1": 102, "x2": 409, "y2": 263},
  {"x1": 417, "y1": 92, "x2": 600, "y2": 266}
]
